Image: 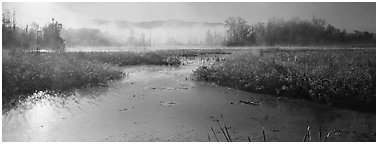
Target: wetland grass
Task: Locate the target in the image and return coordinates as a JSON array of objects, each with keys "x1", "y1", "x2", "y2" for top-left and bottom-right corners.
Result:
[{"x1": 193, "y1": 48, "x2": 376, "y2": 112}]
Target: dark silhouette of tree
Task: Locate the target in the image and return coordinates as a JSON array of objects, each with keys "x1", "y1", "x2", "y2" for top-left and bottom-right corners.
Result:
[
  {"x1": 224, "y1": 16, "x2": 254, "y2": 46},
  {"x1": 126, "y1": 30, "x2": 138, "y2": 46},
  {"x1": 223, "y1": 16, "x2": 375, "y2": 47},
  {"x1": 41, "y1": 18, "x2": 65, "y2": 51},
  {"x1": 2, "y1": 8, "x2": 19, "y2": 48},
  {"x1": 2, "y1": 8, "x2": 66, "y2": 51},
  {"x1": 205, "y1": 30, "x2": 214, "y2": 46},
  {"x1": 253, "y1": 22, "x2": 266, "y2": 45},
  {"x1": 138, "y1": 32, "x2": 146, "y2": 47}
]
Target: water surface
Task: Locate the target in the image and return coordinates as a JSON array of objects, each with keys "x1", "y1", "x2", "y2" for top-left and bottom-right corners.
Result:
[{"x1": 2, "y1": 59, "x2": 375, "y2": 142}]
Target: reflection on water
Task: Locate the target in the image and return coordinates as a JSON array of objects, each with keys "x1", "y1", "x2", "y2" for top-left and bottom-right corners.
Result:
[{"x1": 2, "y1": 59, "x2": 376, "y2": 142}]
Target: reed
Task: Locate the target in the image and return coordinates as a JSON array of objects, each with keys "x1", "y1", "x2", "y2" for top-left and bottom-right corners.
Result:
[
  {"x1": 262, "y1": 126, "x2": 266, "y2": 142},
  {"x1": 323, "y1": 131, "x2": 331, "y2": 142},
  {"x1": 211, "y1": 126, "x2": 219, "y2": 142},
  {"x1": 318, "y1": 125, "x2": 322, "y2": 140},
  {"x1": 225, "y1": 125, "x2": 232, "y2": 142},
  {"x1": 303, "y1": 126, "x2": 311, "y2": 142},
  {"x1": 216, "y1": 120, "x2": 230, "y2": 142}
]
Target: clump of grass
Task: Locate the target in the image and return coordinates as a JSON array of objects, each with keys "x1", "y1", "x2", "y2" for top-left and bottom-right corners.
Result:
[{"x1": 193, "y1": 49, "x2": 375, "y2": 112}]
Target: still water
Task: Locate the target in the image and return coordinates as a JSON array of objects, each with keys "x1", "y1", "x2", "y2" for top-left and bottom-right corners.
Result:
[{"x1": 2, "y1": 59, "x2": 375, "y2": 142}]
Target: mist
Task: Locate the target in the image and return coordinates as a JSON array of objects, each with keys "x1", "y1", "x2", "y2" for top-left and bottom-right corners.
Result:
[
  {"x1": 3, "y1": 2, "x2": 375, "y2": 49},
  {"x1": 2, "y1": 2, "x2": 376, "y2": 142},
  {"x1": 61, "y1": 19, "x2": 226, "y2": 47}
]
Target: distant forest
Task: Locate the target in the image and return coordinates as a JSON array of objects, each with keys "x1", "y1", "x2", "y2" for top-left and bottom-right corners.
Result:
[
  {"x1": 2, "y1": 9, "x2": 65, "y2": 51},
  {"x1": 223, "y1": 16, "x2": 375, "y2": 47},
  {"x1": 2, "y1": 9, "x2": 375, "y2": 50}
]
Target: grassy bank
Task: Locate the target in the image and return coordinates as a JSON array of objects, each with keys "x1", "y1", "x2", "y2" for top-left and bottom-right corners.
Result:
[
  {"x1": 64, "y1": 48, "x2": 232, "y2": 66},
  {"x1": 2, "y1": 51, "x2": 120, "y2": 106},
  {"x1": 2, "y1": 50, "x2": 186, "y2": 108},
  {"x1": 193, "y1": 49, "x2": 376, "y2": 112},
  {"x1": 2, "y1": 48, "x2": 232, "y2": 103}
]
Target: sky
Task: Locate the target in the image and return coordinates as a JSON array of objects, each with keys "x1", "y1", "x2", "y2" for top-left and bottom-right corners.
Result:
[{"x1": 2, "y1": 2, "x2": 376, "y2": 33}]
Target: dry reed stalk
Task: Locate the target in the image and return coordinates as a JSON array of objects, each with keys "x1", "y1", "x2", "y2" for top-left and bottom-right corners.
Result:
[
  {"x1": 323, "y1": 131, "x2": 330, "y2": 142},
  {"x1": 225, "y1": 125, "x2": 232, "y2": 142},
  {"x1": 211, "y1": 126, "x2": 219, "y2": 142},
  {"x1": 216, "y1": 120, "x2": 229, "y2": 142}
]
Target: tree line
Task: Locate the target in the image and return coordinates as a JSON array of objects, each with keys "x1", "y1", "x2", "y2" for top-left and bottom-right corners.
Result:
[
  {"x1": 223, "y1": 16, "x2": 375, "y2": 46},
  {"x1": 2, "y1": 8, "x2": 375, "y2": 49},
  {"x1": 2, "y1": 9, "x2": 65, "y2": 51}
]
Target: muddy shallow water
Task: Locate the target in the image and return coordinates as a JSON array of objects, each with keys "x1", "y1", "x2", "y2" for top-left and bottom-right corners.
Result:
[{"x1": 2, "y1": 59, "x2": 376, "y2": 142}]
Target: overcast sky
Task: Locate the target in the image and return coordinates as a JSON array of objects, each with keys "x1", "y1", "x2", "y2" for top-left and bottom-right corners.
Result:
[{"x1": 3, "y1": 2, "x2": 376, "y2": 32}]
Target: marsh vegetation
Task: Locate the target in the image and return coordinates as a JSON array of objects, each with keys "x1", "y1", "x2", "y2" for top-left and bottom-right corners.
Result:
[
  {"x1": 193, "y1": 48, "x2": 376, "y2": 112},
  {"x1": 2, "y1": 5, "x2": 376, "y2": 142}
]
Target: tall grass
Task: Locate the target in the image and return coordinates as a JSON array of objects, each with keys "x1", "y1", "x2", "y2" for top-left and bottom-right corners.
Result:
[
  {"x1": 2, "y1": 51, "x2": 125, "y2": 106},
  {"x1": 193, "y1": 49, "x2": 375, "y2": 112}
]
